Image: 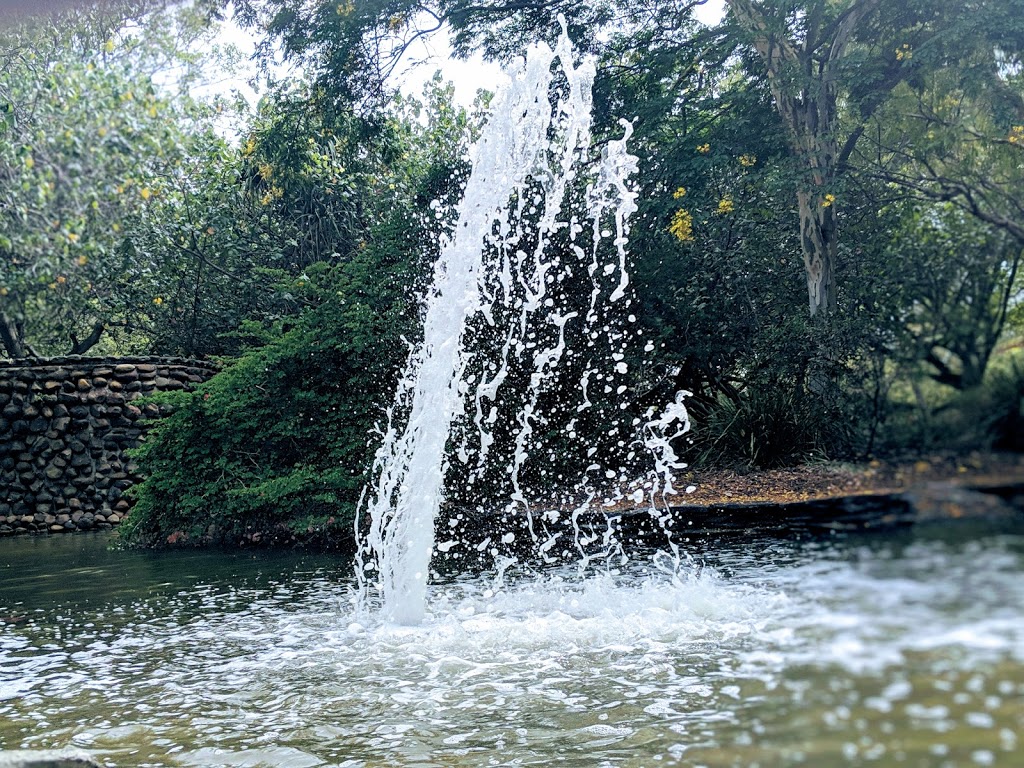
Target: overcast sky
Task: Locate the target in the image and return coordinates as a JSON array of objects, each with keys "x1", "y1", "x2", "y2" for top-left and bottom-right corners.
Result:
[{"x1": 2, "y1": 0, "x2": 727, "y2": 109}]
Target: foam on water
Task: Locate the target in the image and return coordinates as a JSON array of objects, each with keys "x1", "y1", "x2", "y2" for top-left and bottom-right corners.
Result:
[{"x1": 4, "y1": 532, "x2": 1024, "y2": 765}]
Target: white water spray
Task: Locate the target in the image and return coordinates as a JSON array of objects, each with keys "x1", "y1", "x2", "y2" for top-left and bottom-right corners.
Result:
[{"x1": 359, "y1": 24, "x2": 652, "y2": 624}]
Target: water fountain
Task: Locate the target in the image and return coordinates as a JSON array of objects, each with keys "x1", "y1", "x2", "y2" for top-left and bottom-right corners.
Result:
[{"x1": 357, "y1": 21, "x2": 681, "y2": 625}]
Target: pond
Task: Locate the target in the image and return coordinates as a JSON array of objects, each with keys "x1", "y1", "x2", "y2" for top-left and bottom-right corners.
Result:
[{"x1": 1, "y1": 516, "x2": 1023, "y2": 767}]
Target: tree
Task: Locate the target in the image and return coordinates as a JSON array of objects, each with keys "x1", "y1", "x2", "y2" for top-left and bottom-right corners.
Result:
[
  {"x1": 122, "y1": 81, "x2": 480, "y2": 546},
  {"x1": 0, "y1": 2, "x2": 233, "y2": 358}
]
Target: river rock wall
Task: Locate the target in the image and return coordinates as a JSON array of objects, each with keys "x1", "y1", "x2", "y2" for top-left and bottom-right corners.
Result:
[{"x1": 0, "y1": 357, "x2": 217, "y2": 536}]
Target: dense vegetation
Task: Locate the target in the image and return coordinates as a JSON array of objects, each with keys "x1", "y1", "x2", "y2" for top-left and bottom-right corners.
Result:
[{"x1": 2, "y1": 0, "x2": 1022, "y2": 547}]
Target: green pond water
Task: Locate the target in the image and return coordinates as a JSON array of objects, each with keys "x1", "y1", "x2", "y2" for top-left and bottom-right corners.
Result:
[{"x1": 1, "y1": 518, "x2": 1023, "y2": 767}]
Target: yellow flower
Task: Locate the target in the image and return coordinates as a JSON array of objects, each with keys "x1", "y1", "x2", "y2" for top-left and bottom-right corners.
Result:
[
  {"x1": 112, "y1": 223, "x2": 120, "y2": 233},
  {"x1": 669, "y1": 209, "x2": 694, "y2": 242},
  {"x1": 56, "y1": 275, "x2": 66, "y2": 284},
  {"x1": 103, "y1": 39, "x2": 115, "y2": 53},
  {"x1": 738, "y1": 154, "x2": 757, "y2": 167},
  {"x1": 153, "y1": 296, "x2": 163, "y2": 306},
  {"x1": 717, "y1": 197, "x2": 734, "y2": 214},
  {"x1": 697, "y1": 143, "x2": 711, "y2": 154},
  {"x1": 0, "y1": 287, "x2": 8, "y2": 297},
  {"x1": 24, "y1": 156, "x2": 34, "y2": 170},
  {"x1": 242, "y1": 137, "x2": 256, "y2": 157},
  {"x1": 98, "y1": 126, "x2": 107, "y2": 138},
  {"x1": 1009, "y1": 126, "x2": 1024, "y2": 145},
  {"x1": 67, "y1": 232, "x2": 79, "y2": 243},
  {"x1": 77, "y1": 255, "x2": 89, "y2": 266},
  {"x1": 822, "y1": 193, "x2": 836, "y2": 208},
  {"x1": 140, "y1": 187, "x2": 151, "y2": 200},
  {"x1": 672, "y1": 186, "x2": 687, "y2": 199},
  {"x1": 895, "y1": 43, "x2": 912, "y2": 61}
]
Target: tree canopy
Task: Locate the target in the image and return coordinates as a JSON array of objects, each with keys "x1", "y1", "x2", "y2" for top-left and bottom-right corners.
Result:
[{"x1": 1, "y1": 0, "x2": 1022, "y2": 547}]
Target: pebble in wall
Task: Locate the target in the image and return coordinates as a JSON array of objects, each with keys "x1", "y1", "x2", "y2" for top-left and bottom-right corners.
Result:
[{"x1": 0, "y1": 356, "x2": 217, "y2": 537}]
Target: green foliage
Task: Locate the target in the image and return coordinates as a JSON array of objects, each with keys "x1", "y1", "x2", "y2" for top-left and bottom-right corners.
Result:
[
  {"x1": 693, "y1": 379, "x2": 854, "y2": 469},
  {"x1": 0, "y1": 3, "x2": 238, "y2": 358},
  {"x1": 876, "y1": 351, "x2": 1024, "y2": 454},
  {"x1": 121, "y1": 75, "x2": 475, "y2": 547},
  {"x1": 121, "y1": 247, "x2": 419, "y2": 548}
]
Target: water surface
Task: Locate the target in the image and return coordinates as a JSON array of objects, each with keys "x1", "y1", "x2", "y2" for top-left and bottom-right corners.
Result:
[{"x1": 2, "y1": 521, "x2": 1022, "y2": 766}]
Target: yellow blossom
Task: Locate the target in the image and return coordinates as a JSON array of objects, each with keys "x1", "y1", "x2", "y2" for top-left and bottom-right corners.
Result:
[
  {"x1": 0, "y1": 287, "x2": 8, "y2": 297},
  {"x1": 1009, "y1": 126, "x2": 1024, "y2": 145},
  {"x1": 895, "y1": 43, "x2": 912, "y2": 61},
  {"x1": 672, "y1": 186, "x2": 687, "y2": 199},
  {"x1": 697, "y1": 143, "x2": 711, "y2": 154},
  {"x1": 140, "y1": 187, "x2": 151, "y2": 200},
  {"x1": 67, "y1": 232, "x2": 79, "y2": 243},
  {"x1": 822, "y1": 193, "x2": 836, "y2": 208},
  {"x1": 739, "y1": 154, "x2": 757, "y2": 167},
  {"x1": 98, "y1": 126, "x2": 107, "y2": 138},
  {"x1": 24, "y1": 156, "x2": 34, "y2": 170},
  {"x1": 669, "y1": 209, "x2": 694, "y2": 242},
  {"x1": 103, "y1": 39, "x2": 115, "y2": 53},
  {"x1": 56, "y1": 275, "x2": 66, "y2": 284},
  {"x1": 77, "y1": 255, "x2": 88, "y2": 266},
  {"x1": 153, "y1": 296, "x2": 163, "y2": 306},
  {"x1": 717, "y1": 197, "x2": 734, "y2": 214}
]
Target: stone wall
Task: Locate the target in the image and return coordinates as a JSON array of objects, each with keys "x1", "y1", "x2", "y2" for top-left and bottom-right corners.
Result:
[{"x1": 0, "y1": 357, "x2": 218, "y2": 536}]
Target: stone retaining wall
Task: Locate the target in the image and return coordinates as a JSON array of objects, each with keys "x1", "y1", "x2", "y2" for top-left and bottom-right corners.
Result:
[{"x1": 0, "y1": 356, "x2": 218, "y2": 536}]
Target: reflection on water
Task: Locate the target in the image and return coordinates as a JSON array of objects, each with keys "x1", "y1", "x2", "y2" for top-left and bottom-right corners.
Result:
[{"x1": 1, "y1": 522, "x2": 1023, "y2": 767}]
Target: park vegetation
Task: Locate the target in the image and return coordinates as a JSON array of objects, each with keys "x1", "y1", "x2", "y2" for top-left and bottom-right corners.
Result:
[{"x1": 1, "y1": 0, "x2": 1022, "y2": 547}]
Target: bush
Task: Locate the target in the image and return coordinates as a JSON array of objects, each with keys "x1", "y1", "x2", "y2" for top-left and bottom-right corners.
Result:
[
  {"x1": 690, "y1": 378, "x2": 855, "y2": 469},
  {"x1": 119, "y1": 252, "x2": 418, "y2": 549}
]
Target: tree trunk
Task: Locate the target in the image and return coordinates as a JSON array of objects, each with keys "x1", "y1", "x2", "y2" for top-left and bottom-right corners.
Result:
[
  {"x1": 725, "y1": 0, "x2": 882, "y2": 319},
  {"x1": 0, "y1": 310, "x2": 29, "y2": 359},
  {"x1": 797, "y1": 188, "x2": 838, "y2": 317}
]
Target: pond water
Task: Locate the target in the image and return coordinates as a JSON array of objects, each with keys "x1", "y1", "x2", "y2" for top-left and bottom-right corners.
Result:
[{"x1": 1, "y1": 518, "x2": 1023, "y2": 767}]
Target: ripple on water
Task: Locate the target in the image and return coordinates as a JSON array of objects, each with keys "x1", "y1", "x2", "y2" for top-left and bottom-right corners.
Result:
[{"x1": 1, "y1": 535, "x2": 1022, "y2": 766}]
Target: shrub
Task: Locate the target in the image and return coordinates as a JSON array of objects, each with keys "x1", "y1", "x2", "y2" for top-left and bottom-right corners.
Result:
[{"x1": 120, "y1": 253, "x2": 418, "y2": 549}]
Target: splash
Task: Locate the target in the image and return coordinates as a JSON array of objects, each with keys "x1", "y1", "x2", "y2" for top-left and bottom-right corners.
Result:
[{"x1": 358, "y1": 23, "x2": 680, "y2": 624}]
